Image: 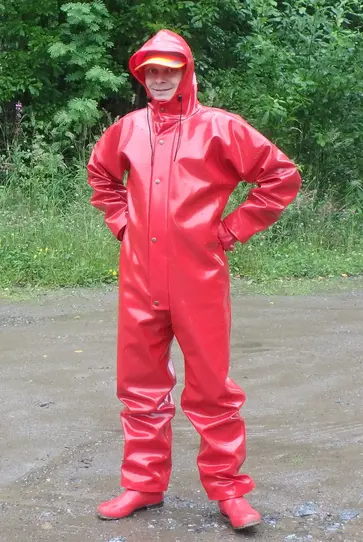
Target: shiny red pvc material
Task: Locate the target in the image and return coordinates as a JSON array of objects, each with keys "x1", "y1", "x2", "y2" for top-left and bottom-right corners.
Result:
[{"x1": 88, "y1": 30, "x2": 301, "y2": 500}]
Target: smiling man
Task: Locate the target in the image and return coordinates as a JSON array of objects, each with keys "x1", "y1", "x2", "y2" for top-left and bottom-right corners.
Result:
[
  {"x1": 139, "y1": 54, "x2": 186, "y2": 101},
  {"x1": 87, "y1": 30, "x2": 301, "y2": 531}
]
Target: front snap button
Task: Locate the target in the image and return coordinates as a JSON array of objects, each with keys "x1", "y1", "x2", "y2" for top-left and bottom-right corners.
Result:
[
  {"x1": 160, "y1": 108, "x2": 165, "y2": 112},
  {"x1": 159, "y1": 139, "x2": 164, "y2": 145},
  {"x1": 155, "y1": 179, "x2": 161, "y2": 184},
  {"x1": 154, "y1": 300, "x2": 160, "y2": 306},
  {"x1": 151, "y1": 237, "x2": 157, "y2": 243}
]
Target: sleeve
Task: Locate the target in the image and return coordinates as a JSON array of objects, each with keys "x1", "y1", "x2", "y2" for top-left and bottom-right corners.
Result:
[
  {"x1": 87, "y1": 120, "x2": 130, "y2": 240},
  {"x1": 221, "y1": 116, "x2": 302, "y2": 245}
]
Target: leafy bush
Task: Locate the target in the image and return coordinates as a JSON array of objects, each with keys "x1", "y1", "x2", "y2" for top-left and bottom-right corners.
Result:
[
  {"x1": 1, "y1": 0, "x2": 362, "y2": 209},
  {"x1": 1, "y1": 0, "x2": 363, "y2": 292},
  {"x1": 48, "y1": 1, "x2": 128, "y2": 133},
  {"x1": 199, "y1": 0, "x2": 363, "y2": 206}
]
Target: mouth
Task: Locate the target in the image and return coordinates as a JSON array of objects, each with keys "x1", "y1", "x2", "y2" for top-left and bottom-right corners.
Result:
[{"x1": 152, "y1": 88, "x2": 173, "y2": 93}]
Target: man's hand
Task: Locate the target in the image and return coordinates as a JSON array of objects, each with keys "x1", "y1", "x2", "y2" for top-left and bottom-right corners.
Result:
[{"x1": 218, "y1": 221, "x2": 237, "y2": 252}]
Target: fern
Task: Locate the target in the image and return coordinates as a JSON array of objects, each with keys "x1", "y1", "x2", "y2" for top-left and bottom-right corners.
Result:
[
  {"x1": 46, "y1": 1, "x2": 127, "y2": 132},
  {"x1": 54, "y1": 98, "x2": 101, "y2": 132},
  {"x1": 85, "y1": 66, "x2": 127, "y2": 91}
]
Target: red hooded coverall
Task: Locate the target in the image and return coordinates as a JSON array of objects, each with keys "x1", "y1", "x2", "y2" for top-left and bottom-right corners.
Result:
[{"x1": 87, "y1": 30, "x2": 301, "y2": 501}]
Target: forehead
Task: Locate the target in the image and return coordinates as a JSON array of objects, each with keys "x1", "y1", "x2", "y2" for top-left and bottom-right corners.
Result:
[{"x1": 145, "y1": 64, "x2": 183, "y2": 73}]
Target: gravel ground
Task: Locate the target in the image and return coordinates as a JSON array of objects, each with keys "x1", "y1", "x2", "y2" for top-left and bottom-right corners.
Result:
[{"x1": 0, "y1": 287, "x2": 362, "y2": 542}]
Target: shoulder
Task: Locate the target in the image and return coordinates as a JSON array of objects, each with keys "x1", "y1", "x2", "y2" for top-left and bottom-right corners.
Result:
[
  {"x1": 197, "y1": 105, "x2": 270, "y2": 149},
  {"x1": 97, "y1": 108, "x2": 146, "y2": 144},
  {"x1": 196, "y1": 105, "x2": 264, "y2": 145},
  {"x1": 197, "y1": 105, "x2": 256, "y2": 134},
  {"x1": 105, "y1": 108, "x2": 146, "y2": 132},
  {"x1": 198, "y1": 105, "x2": 246, "y2": 124},
  {"x1": 122, "y1": 108, "x2": 147, "y2": 124}
]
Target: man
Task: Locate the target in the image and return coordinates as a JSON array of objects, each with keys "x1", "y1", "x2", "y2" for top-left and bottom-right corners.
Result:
[{"x1": 87, "y1": 29, "x2": 301, "y2": 531}]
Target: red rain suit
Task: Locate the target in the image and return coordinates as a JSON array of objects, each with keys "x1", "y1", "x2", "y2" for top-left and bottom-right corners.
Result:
[{"x1": 87, "y1": 30, "x2": 301, "y2": 500}]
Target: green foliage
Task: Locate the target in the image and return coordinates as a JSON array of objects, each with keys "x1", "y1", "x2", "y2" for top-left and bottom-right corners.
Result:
[
  {"x1": 0, "y1": 0, "x2": 61, "y2": 104},
  {"x1": 199, "y1": 0, "x2": 363, "y2": 205},
  {"x1": 48, "y1": 1, "x2": 128, "y2": 133},
  {"x1": 0, "y1": 197, "x2": 120, "y2": 288},
  {"x1": 53, "y1": 98, "x2": 102, "y2": 132},
  {"x1": 108, "y1": 0, "x2": 245, "y2": 82},
  {"x1": 1, "y1": 0, "x2": 363, "y2": 293},
  {"x1": 1, "y1": 173, "x2": 362, "y2": 288},
  {"x1": 1, "y1": 0, "x2": 362, "y2": 208},
  {"x1": 3, "y1": 131, "x2": 78, "y2": 204}
]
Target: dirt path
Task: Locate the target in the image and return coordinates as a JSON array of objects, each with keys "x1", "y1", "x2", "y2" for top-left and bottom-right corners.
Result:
[{"x1": 0, "y1": 287, "x2": 362, "y2": 542}]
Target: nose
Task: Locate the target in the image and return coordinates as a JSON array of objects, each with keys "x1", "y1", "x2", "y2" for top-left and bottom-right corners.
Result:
[{"x1": 155, "y1": 74, "x2": 167, "y2": 84}]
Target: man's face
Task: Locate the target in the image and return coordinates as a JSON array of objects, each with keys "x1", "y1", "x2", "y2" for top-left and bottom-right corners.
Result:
[{"x1": 144, "y1": 64, "x2": 184, "y2": 101}]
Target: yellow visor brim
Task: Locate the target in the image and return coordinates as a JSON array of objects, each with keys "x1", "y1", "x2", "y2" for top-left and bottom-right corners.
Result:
[{"x1": 136, "y1": 56, "x2": 186, "y2": 71}]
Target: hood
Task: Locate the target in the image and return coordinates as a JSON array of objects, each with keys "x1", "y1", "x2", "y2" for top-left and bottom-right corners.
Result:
[{"x1": 129, "y1": 29, "x2": 199, "y2": 118}]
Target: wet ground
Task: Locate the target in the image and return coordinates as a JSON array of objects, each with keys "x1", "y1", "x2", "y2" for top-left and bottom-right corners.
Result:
[{"x1": 0, "y1": 286, "x2": 362, "y2": 542}]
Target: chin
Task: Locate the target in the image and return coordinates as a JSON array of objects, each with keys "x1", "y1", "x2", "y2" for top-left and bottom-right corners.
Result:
[{"x1": 153, "y1": 95, "x2": 172, "y2": 101}]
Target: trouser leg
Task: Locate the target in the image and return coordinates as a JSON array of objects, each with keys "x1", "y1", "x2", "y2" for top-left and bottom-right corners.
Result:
[
  {"x1": 117, "y1": 294, "x2": 175, "y2": 492},
  {"x1": 172, "y1": 289, "x2": 255, "y2": 500}
]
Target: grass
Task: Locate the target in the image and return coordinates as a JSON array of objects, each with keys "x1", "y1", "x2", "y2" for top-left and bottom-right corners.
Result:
[
  {"x1": 1, "y1": 175, "x2": 363, "y2": 296},
  {"x1": 0, "y1": 177, "x2": 120, "y2": 289}
]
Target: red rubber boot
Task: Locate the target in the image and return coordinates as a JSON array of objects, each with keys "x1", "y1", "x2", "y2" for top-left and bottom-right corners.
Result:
[
  {"x1": 97, "y1": 490, "x2": 164, "y2": 520},
  {"x1": 218, "y1": 496, "x2": 261, "y2": 530}
]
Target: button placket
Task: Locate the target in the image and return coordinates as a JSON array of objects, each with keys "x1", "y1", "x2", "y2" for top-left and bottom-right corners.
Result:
[{"x1": 148, "y1": 135, "x2": 170, "y2": 310}]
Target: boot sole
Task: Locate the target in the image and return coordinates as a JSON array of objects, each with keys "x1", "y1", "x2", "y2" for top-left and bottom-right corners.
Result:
[
  {"x1": 221, "y1": 513, "x2": 261, "y2": 530},
  {"x1": 97, "y1": 501, "x2": 164, "y2": 520},
  {"x1": 232, "y1": 519, "x2": 261, "y2": 530}
]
